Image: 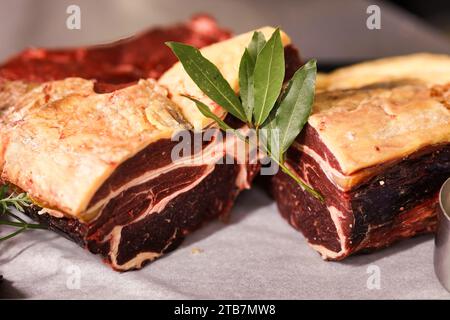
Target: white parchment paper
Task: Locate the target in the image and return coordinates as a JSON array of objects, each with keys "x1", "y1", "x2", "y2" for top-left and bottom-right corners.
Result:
[{"x1": 1, "y1": 188, "x2": 448, "y2": 299}]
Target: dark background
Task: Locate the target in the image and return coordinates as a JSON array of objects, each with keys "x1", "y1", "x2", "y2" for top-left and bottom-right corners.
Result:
[
  {"x1": 390, "y1": 0, "x2": 450, "y2": 36},
  {"x1": 0, "y1": 0, "x2": 449, "y2": 64}
]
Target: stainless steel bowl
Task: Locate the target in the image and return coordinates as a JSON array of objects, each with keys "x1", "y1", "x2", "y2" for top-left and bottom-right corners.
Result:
[{"x1": 434, "y1": 178, "x2": 450, "y2": 292}]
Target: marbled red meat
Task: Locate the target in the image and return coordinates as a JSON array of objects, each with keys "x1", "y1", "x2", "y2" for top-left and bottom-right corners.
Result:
[
  {"x1": 26, "y1": 133, "x2": 260, "y2": 271},
  {"x1": 271, "y1": 124, "x2": 450, "y2": 260},
  {"x1": 0, "y1": 15, "x2": 231, "y2": 85}
]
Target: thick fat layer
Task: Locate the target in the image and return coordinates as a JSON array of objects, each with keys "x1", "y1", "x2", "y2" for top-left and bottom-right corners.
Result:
[
  {"x1": 0, "y1": 26, "x2": 294, "y2": 218},
  {"x1": 158, "y1": 27, "x2": 291, "y2": 130},
  {"x1": 0, "y1": 78, "x2": 189, "y2": 216},
  {"x1": 308, "y1": 81, "x2": 450, "y2": 175},
  {"x1": 317, "y1": 53, "x2": 450, "y2": 91}
]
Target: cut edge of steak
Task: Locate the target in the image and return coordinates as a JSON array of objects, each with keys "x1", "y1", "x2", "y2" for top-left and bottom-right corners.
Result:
[
  {"x1": 25, "y1": 131, "x2": 260, "y2": 271},
  {"x1": 271, "y1": 127, "x2": 450, "y2": 260}
]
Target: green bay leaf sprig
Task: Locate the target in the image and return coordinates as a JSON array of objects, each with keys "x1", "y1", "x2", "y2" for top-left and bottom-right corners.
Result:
[
  {"x1": 253, "y1": 29, "x2": 285, "y2": 126},
  {"x1": 0, "y1": 184, "x2": 46, "y2": 241},
  {"x1": 167, "y1": 29, "x2": 323, "y2": 201}
]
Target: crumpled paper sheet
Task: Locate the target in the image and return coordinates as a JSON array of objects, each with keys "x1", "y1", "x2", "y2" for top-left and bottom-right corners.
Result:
[{"x1": 0, "y1": 188, "x2": 449, "y2": 299}]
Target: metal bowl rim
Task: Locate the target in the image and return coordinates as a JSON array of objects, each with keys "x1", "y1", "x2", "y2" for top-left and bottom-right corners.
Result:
[{"x1": 439, "y1": 177, "x2": 450, "y2": 221}]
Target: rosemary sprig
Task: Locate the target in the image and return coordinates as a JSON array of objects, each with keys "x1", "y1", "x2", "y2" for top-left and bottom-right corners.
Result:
[
  {"x1": 167, "y1": 29, "x2": 323, "y2": 201},
  {"x1": 0, "y1": 184, "x2": 46, "y2": 241},
  {"x1": 0, "y1": 191, "x2": 30, "y2": 213}
]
